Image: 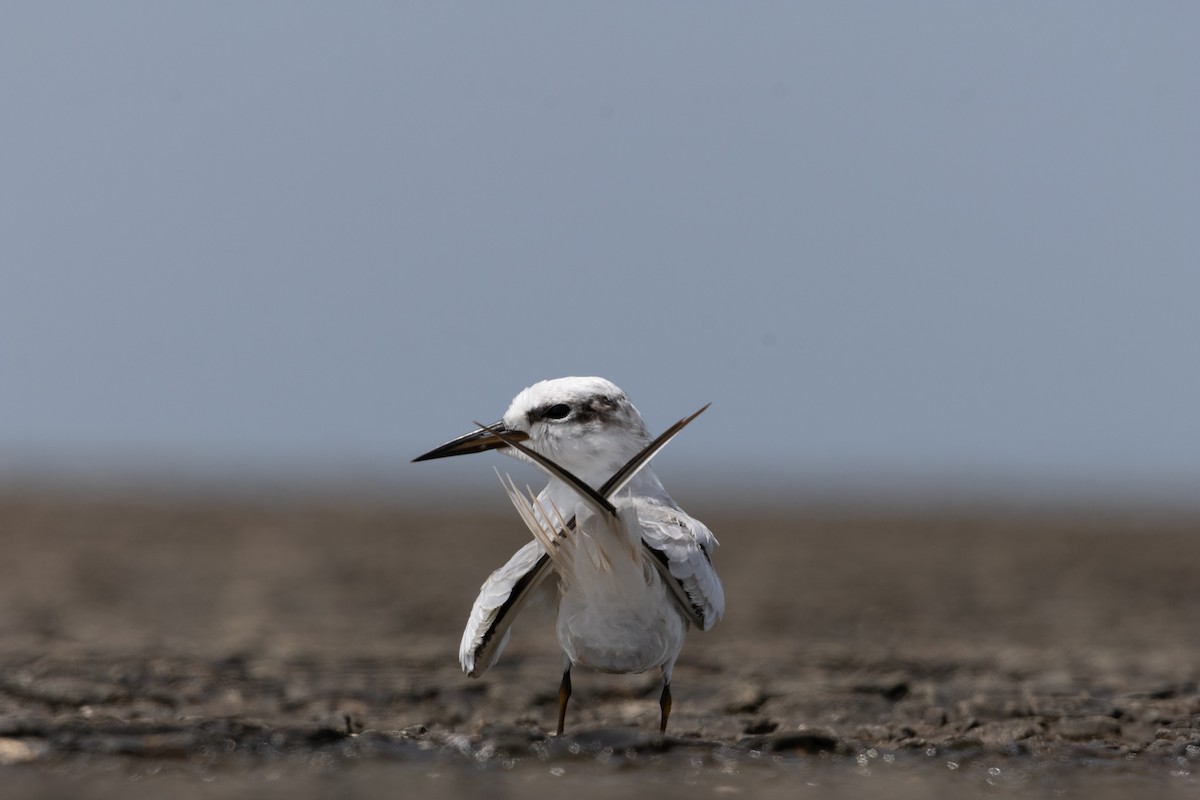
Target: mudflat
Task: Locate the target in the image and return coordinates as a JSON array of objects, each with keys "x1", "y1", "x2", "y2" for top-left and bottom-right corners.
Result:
[{"x1": 0, "y1": 490, "x2": 1197, "y2": 798}]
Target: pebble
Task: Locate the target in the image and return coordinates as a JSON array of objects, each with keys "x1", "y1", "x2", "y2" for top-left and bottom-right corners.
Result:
[{"x1": 1054, "y1": 716, "x2": 1122, "y2": 741}]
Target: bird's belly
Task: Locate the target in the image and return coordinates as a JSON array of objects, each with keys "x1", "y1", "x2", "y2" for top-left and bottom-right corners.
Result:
[{"x1": 556, "y1": 586, "x2": 687, "y2": 674}]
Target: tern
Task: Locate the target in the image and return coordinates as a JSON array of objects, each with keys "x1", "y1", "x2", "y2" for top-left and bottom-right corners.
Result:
[{"x1": 413, "y1": 377, "x2": 724, "y2": 734}]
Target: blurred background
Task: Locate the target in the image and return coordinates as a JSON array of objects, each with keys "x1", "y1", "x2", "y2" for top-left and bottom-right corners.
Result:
[{"x1": 3, "y1": 3, "x2": 1198, "y2": 509}]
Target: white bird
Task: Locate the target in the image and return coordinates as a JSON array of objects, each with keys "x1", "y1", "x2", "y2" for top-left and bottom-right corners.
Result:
[{"x1": 412, "y1": 377, "x2": 724, "y2": 734}]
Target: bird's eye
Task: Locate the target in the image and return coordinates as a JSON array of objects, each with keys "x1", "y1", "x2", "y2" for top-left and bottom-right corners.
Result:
[{"x1": 543, "y1": 404, "x2": 571, "y2": 420}]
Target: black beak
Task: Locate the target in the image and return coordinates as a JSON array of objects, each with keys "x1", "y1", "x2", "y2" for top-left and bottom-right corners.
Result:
[{"x1": 411, "y1": 421, "x2": 531, "y2": 462}]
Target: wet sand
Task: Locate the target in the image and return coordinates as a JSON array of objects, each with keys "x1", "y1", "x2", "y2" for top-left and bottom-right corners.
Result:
[{"x1": 0, "y1": 489, "x2": 1197, "y2": 797}]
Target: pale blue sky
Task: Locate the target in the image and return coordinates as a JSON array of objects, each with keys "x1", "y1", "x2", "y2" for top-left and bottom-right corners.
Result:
[{"x1": 2, "y1": 4, "x2": 1197, "y2": 504}]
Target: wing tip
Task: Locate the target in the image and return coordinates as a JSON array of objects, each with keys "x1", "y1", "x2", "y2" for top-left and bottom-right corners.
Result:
[{"x1": 460, "y1": 649, "x2": 484, "y2": 677}]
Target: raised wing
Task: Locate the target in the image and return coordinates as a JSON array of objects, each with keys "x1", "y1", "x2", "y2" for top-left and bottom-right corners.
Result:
[
  {"x1": 598, "y1": 403, "x2": 710, "y2": 498},
  {"x1": 459, "y1": 539, "x2": 554, "y2": 677},
  {"x1": 475, "y1": 403, "x2": 710, "y2": 523},
  {"x1": 637, "y1": 501, "x2": 724, "y2": 631}
]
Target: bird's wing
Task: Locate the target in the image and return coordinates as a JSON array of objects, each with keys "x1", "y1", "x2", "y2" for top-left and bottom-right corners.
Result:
[
  {"x1": 459, "y1": 539, "x2": 556, "y2": 677},
  {"x1": 637, "y1": 501, "x2": 725, "y2": 631},
  {"x1": 598, "y1": 403, "x2": 710, "y2": 498},
  {"x1": 476, "y1": 403, "x2": 711, "y2": 524}
]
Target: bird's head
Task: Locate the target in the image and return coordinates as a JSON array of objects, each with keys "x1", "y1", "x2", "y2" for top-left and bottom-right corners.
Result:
[{"x1": 413, "y1": 376, "x2": 652, "y2": 484}]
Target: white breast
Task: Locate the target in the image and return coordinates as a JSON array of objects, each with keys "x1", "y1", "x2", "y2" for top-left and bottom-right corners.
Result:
[{"x1": 551, "y1": 503, "x2": 688, "y2": 674}]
